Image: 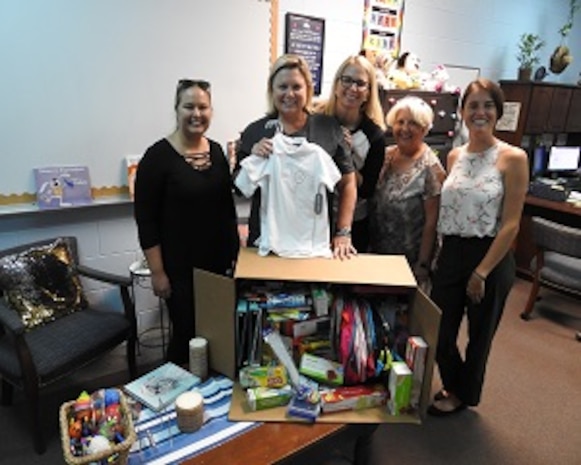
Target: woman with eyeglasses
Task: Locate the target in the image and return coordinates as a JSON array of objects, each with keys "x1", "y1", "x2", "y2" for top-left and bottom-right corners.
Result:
[
  {"x1": 134, "y1": 79, "x2": 239, "y2": 365},
  {"x1": 316, "y1": 55, "x2": 386, "y2": 252},
  {"x1": 235, "y1": 54, "x2": 357, "y2": 260}
]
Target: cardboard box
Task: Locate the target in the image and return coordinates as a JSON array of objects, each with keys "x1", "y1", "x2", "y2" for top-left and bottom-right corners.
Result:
[{"x1": 195, "y1": 247, "x2": 441, "y2": 425}]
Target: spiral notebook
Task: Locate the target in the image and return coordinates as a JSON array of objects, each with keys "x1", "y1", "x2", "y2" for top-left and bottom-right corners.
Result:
[{"x1": 124, "y1": 362, "x2": 200, "y2": 411}]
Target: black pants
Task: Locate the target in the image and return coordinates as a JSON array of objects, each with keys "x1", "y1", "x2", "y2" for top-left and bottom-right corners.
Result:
[
  {"x1": 351, "y1": 217, "x2": 370, "y2": 253},
  {"x1": 164, "y1": 271, "x2": 195, "y2": 365},
  {"x1": 430, "y1": 236, "x2": 515, "y2": 406}
]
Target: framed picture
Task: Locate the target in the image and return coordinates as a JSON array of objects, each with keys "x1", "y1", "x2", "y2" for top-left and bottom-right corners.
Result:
[{"x1": 285, "y1": 13, "x2": 325, "y2": 96}]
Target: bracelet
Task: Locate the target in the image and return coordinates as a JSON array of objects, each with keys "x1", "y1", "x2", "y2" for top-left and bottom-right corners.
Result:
[
  {"x1": 473, "y1": 271, "x2": 486, "y2": 281},
  {"x1": 335, "y1": 227, "x2": 352, "y2": 237}
]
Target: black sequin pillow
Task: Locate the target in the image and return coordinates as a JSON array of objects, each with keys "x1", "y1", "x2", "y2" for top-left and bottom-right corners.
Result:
[{"x1": 0, "y1": 238, "x2": 88, "y2": 329}]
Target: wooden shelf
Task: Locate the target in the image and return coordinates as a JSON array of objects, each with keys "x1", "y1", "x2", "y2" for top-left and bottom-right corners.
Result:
[{"x1": 0, "y1": 195, "x2": 132, "y2": 218}]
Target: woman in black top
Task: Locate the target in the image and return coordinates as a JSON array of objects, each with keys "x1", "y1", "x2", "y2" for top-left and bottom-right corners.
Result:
[
  {"x1": 316, "y1": 55, "x2": 386, "y2": 252},
  {"x1": 134, "y1": 79, "x2": 239, "y2": 364}
]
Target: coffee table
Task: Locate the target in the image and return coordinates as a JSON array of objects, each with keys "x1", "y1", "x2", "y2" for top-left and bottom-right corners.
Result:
[{"x1": 180, "y1": 421, "x2": 347, "y2": 465}]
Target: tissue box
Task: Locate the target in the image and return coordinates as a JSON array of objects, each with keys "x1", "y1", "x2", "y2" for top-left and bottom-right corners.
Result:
[
  {"x1": 239, "y1": 365, "x2": 288, "y2": 389},
  {"x1": 405, "y1": 336, "x2": 428, "y2": 409},
  {"x1": 387, "y1": 361, "x2": 412, "y2": 416},
  {"x1": 299, "y1": 353, "x2": 344, "y2": 386},
  {"x1": 246, "y1": 386, "x2": 293, "y2": 411}
]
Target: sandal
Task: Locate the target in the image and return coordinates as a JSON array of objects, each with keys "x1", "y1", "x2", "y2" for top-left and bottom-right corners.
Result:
[
  {"x1": 433, "y1": 389, "x2": 449, "y2": 401},
  {"x1": 428, "y1": 396, "x2": 467, "y2": 417}
]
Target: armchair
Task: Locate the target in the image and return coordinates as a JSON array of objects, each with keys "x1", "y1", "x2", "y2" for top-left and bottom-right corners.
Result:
[
  {"x1": 521, "y1": 217, "x2": 581, "y2": 340},
  {"x1": 0, "y1": 236, "x2": 137, "y2": 454}
]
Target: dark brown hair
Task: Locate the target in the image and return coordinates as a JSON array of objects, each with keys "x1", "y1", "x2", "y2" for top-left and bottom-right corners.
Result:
[
  {"x1": 174, "y1": 79, "x2": 211, "y2": 110},
  {"x1": 461, "y1": 78, "x2": 505, "y2": 119}
]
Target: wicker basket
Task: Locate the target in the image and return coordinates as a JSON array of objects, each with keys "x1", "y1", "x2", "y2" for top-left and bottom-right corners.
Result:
[{"x1": 60, "y1": 388, "x2": 136, "y2": 465}]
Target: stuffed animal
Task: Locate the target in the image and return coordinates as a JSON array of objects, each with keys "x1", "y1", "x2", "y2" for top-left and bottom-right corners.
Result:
[
  {"x1": 374, "y1": 50, "x2": 394, "y2": 89},
  {"x1": 386, "y1": 51, "x2": 423, "y2": 89},
  {"x1": 73, "y1": 391, "x2": 93, "y2": 423},
  {"x1": 423, "y1": 65, "x2": 461, "y2": 93}
]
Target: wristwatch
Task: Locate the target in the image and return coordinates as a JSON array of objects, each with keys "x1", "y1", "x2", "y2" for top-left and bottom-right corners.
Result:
[{"x1": 335, "y1": 227, "x2": 352, "y2": 237}]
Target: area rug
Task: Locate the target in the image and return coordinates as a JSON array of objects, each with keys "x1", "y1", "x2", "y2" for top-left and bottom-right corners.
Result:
[{"x1": 127, "y1": 376, "x2": 258, "y2": 465}]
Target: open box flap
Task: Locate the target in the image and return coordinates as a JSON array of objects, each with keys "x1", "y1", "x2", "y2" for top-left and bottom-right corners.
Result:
[
  {"x1": 409, "y1": 288, "x2": 441, "y2": 418},
  {"x1": 235, "y1": 248, "x2": 416, "y2": 287},
  {"x1": 194, "y1": 268, "x2": 236, "y2": 379}
]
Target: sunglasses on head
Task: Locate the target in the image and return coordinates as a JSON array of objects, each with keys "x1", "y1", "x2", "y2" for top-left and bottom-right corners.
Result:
[{"x1": 177, "y1": 79, "x2": 211, "y2": 91}]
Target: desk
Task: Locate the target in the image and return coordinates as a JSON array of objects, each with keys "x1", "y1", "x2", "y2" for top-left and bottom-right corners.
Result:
[
  {"x1": 181, "y1": 422, "x2": 347, "y2": 465},
  {"x1": 516, "y1": 195, "x2": 581, "y2": 276}
]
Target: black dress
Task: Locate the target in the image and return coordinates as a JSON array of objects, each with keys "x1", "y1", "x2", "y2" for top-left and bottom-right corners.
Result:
[{"x1": 134, "y1": 138, "x2": 239, "y2": 363}]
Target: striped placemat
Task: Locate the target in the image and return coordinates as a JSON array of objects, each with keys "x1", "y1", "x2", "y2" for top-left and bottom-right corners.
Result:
[{"x1": 128, "y1": 376, "x2": 258, "y2": 465}]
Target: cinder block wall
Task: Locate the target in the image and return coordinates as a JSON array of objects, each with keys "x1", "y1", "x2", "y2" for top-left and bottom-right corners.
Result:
[{"x1": 0, "y1": 203, "x2": 161, "y2": 332}]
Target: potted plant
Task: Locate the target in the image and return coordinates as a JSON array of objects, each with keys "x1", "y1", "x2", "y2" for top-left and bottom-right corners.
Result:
[
  {"x1": 516, "y1": 33, "x2": 545, "y2": 80},
  {"x1": 550, "y1": 0, "x2": 579, "y2": 74}
]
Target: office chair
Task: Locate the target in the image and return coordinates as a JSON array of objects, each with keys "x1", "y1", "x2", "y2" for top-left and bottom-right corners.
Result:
[
  {"x1": 0, "y1": 237, "x2": 137, "y2": 454},
  {"x1": 521, "y1": 217, "x2": 581, "y2": 340}
]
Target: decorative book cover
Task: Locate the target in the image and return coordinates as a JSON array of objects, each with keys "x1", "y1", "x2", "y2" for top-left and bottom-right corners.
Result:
[
  {"x1": 124, "y1": 362, "x2": 201, "y2": 411},
  {"x1": 34, "y1": 166, "x2": 93, "y2": 209}
]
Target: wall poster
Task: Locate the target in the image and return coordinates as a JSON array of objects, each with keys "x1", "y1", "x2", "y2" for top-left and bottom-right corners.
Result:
[
  {"x1": 34, "y1": 166, "x2": 92, "y2": 210},
  {"x1": 284, "y1": 13, "x2": 325, "y2": 95},
  {"x1": 362, "y1": 0, "x2": 405, "y2": 60}
]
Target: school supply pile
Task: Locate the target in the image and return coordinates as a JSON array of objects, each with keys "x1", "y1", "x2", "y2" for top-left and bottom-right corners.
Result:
[{"x1": 235, "y1": 279, "x2": 430, "y2": 419}]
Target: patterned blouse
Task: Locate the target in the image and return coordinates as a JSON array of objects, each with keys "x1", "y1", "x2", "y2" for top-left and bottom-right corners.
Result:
[
  {"x1": 438, "y1": 143, "x2": 504, "y2": 238},
  {"x1": 369, "y1": 145, "x2": 445, "y2": 264}
]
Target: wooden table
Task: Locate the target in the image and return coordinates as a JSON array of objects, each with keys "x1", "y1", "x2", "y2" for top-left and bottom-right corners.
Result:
[{"x1": 181, "y1": 422, "x2": 347, "y2": 465}]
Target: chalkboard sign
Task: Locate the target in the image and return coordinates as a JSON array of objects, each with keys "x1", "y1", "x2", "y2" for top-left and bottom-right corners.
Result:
[{"x1": 284, "y1": 13, "x2": 325, "y2": 96}]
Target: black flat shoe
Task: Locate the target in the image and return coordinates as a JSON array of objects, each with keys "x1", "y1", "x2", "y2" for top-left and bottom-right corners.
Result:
[{"x1": 427, "y1": 401, "x2": 467, "y2": 417}]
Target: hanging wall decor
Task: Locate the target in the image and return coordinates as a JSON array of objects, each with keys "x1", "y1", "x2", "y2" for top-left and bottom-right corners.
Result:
[
  {"x1": 285, "y1": 13, "x2": 326, "y2": 95},
  {"x1": 362, "y1": 0, "x2": 405, "y2": 61}
]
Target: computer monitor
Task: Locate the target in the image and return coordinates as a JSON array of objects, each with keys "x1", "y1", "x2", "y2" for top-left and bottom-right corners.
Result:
[{"x1": 546, "y1": 146, "x2": 580, "y2": 177}]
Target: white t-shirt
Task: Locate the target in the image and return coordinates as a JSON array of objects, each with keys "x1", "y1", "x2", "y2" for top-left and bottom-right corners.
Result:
[{"x1": 235, "y1": 133, "x2": 341, "y2": 257}]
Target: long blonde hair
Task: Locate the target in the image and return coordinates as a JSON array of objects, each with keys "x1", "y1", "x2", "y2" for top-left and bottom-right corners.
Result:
[{"x1": 321, "y1": 55, "x2": 385, "y2": 130}]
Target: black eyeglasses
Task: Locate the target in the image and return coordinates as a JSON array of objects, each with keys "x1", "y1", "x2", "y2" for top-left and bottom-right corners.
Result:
[
  {"x1": 339, "y1": 75, "x2": 369, "y2": 90},
  {"x1": 178, "y1": 79, "x2": 211, "y2": 91}
]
